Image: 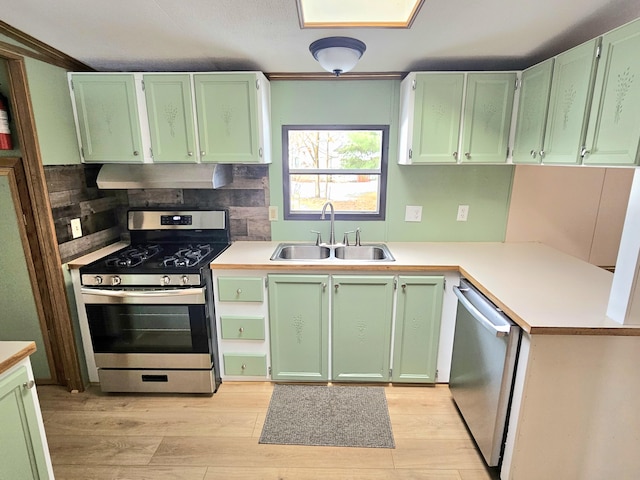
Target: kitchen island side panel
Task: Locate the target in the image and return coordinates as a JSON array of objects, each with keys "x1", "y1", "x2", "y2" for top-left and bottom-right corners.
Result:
[{"x1": 502, "y1": 334, "x2": 640, "y2": 479}]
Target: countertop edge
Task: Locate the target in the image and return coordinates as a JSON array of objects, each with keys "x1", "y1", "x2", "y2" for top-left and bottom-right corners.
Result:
[{"x1": 0, "y1": 341, "x2": 37, "y2": 375}]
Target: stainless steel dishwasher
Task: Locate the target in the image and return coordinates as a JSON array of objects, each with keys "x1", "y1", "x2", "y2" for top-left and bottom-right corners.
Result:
[{"x1": 450, "y1": 278, "x2": 522, "y2": 467}]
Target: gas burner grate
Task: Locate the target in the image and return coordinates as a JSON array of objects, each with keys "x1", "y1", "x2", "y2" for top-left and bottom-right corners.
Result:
[
  {"x1": 161, "y1": 244, "x2": 213, "y2": 268},
  {"x1": 105, "y1": 244, "x2": 163, "y2": 268}
]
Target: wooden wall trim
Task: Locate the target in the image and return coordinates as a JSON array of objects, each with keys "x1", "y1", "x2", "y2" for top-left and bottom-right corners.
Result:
[
  {"x1": 6, "y1": 57, "x2": 84, "y2": 391},
  {"x1": 0, "y1": 20, "x2": 92, "y2": 71}
]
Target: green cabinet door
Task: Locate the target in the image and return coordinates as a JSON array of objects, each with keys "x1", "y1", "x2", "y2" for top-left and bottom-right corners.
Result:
[
  {"x1": 410, "y1": 73, "x2": 464, "y2": 163},
  {"x1": 194, "y1": 73, "x2": 264, "y2": 163},
  {"x1": 143, "y1": 74, "x2": 197, "y2": 163},
  {"x1": 542, "y1": 38, "x2": 601, "y2": 164},
  {"x1": 392, "y1": 276, "x2": 444, "y2": 383},
  {"x1": 584, "y1": 19, "x2": 640, "y2": 165},
  {"x1": 268, "y1": 274, "x2": 329, "y2": 381},
  {"x1": 461, "y1": 73, "x2": 516, "y2": 163},
  {"x1": 513, "y1": 59, "x2": 554, "y2": 164},
  {"x1": 0, "y1": 367, "x2": 50, "y2": 480},
  {"x1": 332, "y1": 275, "x2": 394, "y2": 382},
  {"x1": 70, "y1": 74, "x2": 143, "y2": 163}
]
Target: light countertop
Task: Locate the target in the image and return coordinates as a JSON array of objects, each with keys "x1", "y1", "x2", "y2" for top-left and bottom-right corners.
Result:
[
  {"x1": 211, "y1": 241, "x2": 638, "y2": 336},
  {"x1": 0, "y1": 341, "x2": 36, "y2": 375}
]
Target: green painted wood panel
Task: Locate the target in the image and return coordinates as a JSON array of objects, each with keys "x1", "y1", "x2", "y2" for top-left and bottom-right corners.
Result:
[
  {"x1": 194, "y1": 73, "x2": 260, "y2": 163},
  {"x1": 584, "y1": 19, "x2": 640, "y2": 166},
  {"x1": 392, "y1": 276, "x2": 444, "y2": 383},
  {"x1": 0, "y1": 366, "x2": 49, "y2": 479},
  {"x1": 332, "y1": 275, "x2": 394, "y2": 382},
  {"x1": 268, "y1": 274, "x2": 329, "y2": 381},
  {"x1": 461, "y1": 73, "x2": 516, "y2": 163},
  {"x1": 223, "y1": 354, "x2": 267, "y2": 376},
  {"x1": 217, "y1": 276, "x2": 264, "y2": 302},
  {"x1": 71, "y1": 74, "x2": 143, "y2": 163},
  {"x1": 220, "y1": 316, "x2": 265, "y2": 340},
  {"x1": 513, "y1": 59, "x2": 554, "y2": 164},
  {"x1": 543, "y1": 38, "x2": 600, "y2": 164},
  {"x1": 410, "y1": 73, "x2": 464, "y2": 163},
  {"x1": 0, "y1": 174, "x2": 50, "y2": 379},
  {"x1": 143, "y1": 74, "x2": 197, "y2": 163}
]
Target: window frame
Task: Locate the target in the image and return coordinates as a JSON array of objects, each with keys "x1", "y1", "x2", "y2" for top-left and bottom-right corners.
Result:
[{"x1": 282, "y1": 124, "x2": 389, "y2": 221}]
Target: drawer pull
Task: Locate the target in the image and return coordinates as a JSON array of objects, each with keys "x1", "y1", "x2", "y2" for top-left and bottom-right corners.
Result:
[
  {"x1": 23, "y1": 380, "x2": 35, "y2": 390},
  {"x1": 239, "y1": 327, "x2": 244, "y2": 333},
  {"x1": 241, "y1": 364, "x2": 247, "y2": 371},
  {"x1": 237, "y1": 288, "x2": 242, "y2": 295}
]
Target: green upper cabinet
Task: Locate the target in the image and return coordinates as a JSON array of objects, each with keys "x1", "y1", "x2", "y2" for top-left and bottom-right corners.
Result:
[
  {"x1": 392, "y1": 276, "x2": 444, "y2": 384},
  {"x1": 0, "y1": 366, "x2": 50, "y2": 480},
  {"x1": 542, "y1": 38, "x2": 601, "y2": 164},
  {"x1": 583, "y1": 19, "x2": 640, "y2": 166},
  {"x1": 460, "y1": 73, "x2": 516, "y2": 163},
  {"x1": 512, "y1": 59, "x2": 554, "y2": 164},
  {"x1": 194, "y1": 73, "x2": 271, "y2": 163},
  {"x1": 332, "y1": 275, "x2": 394, "y2": 382},
  {"x1": 268, "y1": 274, "x2": 329, "y2": 381},
  {"x1": 400, "y1": 73, "x2": 464, "y2": 164},
  {"x1": 142, "y1": 74, "x2": 197, "y2": 163},
  {"x1": 70, "y1": 74, "x2": 143, "y2": 163}
]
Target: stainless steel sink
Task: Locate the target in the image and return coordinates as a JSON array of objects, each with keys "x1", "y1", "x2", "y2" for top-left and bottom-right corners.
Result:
[
  {"x1": 334, "y1": 244, "x2": 395, "y2": 261},
  {"x1": 270, "y1": 244, "x2": 331, "y2": 260},
  {"x1": 270, "y1": 243, "x2": 394, "y2": 261}
]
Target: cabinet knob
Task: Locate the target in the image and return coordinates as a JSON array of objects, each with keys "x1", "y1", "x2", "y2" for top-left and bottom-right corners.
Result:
[
  {"x1": 334, "y1": 284, "x2": 340, "y2": 293},
  {"x1": 236, "y1": 288, "x2": 242, "y2": 295},
  {"x1": 187, "y1": 151, "x2": 193, "y2": 157},
  {"x1": 201, "y1": 151, "x2": 206, "y2": 156},
  {"x1": 239, "y1": 327, "x2": 244, "y2": 333},
  {"x1": 530, "y1": 150, "x2": 537, "y2": 158},
  {"x1": 259, "y1": 147, "x2": 263, "y2": 158},
  {"x1": 322, "y1": 283, "x2": 327, "y2": 292},
  {"x1": 580, "y1": 147, "x2": 590, "y2": 158},
  {"x1": 408, "y1": 149, "x2": 413, "y2": 159},
  {"x1": 465, "y1": 152, "x2": 471, "y2": 159},
  {"x1": 241, "y1": 364, "x2": 247, "y2": 371},
  {"x1": 401, "y1": 283, "x2": 407, "y2": 292},
  {"x1": 539, "y1": 150, "x2": 546, "y2": 159},
  {"x1": 23, "y1": 380, "x2": 35, "y2": 390},
  {"x1": 453, "y1": 152, "x2": 458, "y2": 160},
  {"x1": 133, "y1": 150, "x2": 139, "y2": 156}
]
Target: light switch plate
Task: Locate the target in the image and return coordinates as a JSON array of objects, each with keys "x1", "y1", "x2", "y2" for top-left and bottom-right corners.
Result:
[
  {"x1": 405, "y1": 205, "x2": 422, "y2": 222},
  {"x1": 70, "y1": 218, "x2": 82, "y2": 238},
  {"x1": 268, "y1": 205, "x2": 278, "y2": 222}
]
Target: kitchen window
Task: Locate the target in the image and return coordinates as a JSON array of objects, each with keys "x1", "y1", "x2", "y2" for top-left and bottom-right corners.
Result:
[{"x1": 282, "y1": 125, "x2": 388, "y2": 220}]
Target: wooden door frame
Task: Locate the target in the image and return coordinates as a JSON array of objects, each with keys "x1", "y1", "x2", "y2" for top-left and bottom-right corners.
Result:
[{"x1": 0, "y1": 50, "x2": 84, "y2": 391}]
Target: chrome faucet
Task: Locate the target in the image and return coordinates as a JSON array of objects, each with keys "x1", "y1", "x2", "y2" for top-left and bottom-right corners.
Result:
[{"x1": 320, "y1": 201, "x2": 336, "y2": 245}]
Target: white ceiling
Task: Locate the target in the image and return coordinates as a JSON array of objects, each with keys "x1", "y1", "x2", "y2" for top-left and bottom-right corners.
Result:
[{"x1": 1, "y1": 0, "x2": 640, "y2": 73}]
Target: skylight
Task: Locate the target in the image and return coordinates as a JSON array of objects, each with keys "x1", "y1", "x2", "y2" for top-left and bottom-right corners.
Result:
[{"x1": 297, "y1": 0, "x2": 423, "y2": 28}]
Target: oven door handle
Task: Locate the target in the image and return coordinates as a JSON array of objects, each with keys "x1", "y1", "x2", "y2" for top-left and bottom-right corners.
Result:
[{"x1": 81, "y1": 287, "x2": 206, "y2": 305}]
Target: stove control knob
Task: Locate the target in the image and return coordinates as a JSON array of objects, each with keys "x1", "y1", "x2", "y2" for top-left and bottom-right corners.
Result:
[
  {"x1": 162, "y1": 275, "x2": 171, "y2": 286},
  {"x1": 94, "y1": 276, "x2": 103, "y2": 285},
  {"x1": 111, "y1": 276, "x2": 121, "y2": 286},
  {"x1": 181, "y1": 275, "x2": 190, "y2": 286}
]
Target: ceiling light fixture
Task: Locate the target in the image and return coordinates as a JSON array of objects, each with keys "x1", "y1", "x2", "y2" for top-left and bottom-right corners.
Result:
[{"x1": 309, "y1": 37, "x2": 366, "y2": 76}]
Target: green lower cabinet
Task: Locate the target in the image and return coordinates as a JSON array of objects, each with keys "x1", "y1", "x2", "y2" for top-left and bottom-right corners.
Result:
[
  {"x1": 392, "y1": 276, "x2": 444, "y2": 383},
  {"x1": 0, "y1": 366, "x2": 50, "y2": 480},
  {"x1": 332, "y1": 275, "x2": 395, "y2": 382},
  {"x1": 268, "y1": 274, "x2": 329, "y2": 381}
]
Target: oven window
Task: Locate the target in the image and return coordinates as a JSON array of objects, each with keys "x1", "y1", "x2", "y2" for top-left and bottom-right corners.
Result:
[{"x1": 86, "y1": 305, "x2": 210, "y2": 354}]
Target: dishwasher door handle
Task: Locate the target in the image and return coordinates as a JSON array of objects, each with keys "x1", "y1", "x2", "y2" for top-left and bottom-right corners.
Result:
[{"x1": 453, "y1": 286, "x2": 510, "y2": 337}]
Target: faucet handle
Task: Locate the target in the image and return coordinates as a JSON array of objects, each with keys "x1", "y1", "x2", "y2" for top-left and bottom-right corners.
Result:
[
  {"x1": 342, "y1": 230, "x2": 355, "y2": 246},
  {"x1": 311, "y1": 230, "x2": 322, "y2": 246},
  {"x1": 355, "y1": 227, "x2": 361, "y2": 246}
]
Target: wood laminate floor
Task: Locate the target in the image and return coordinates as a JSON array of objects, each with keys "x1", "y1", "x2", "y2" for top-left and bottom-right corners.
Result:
[{"x1": 37, "y1": 382, "x2": 500, "y2": 480}]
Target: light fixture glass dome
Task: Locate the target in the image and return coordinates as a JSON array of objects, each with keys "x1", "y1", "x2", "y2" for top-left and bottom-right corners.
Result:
[{"x1": 309, "y1": 37, "x2": 366, "y2": 76}]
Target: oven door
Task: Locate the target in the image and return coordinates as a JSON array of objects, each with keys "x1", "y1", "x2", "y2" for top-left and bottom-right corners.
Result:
[{"x1": 81, "y1": 287, "x2": 213, "y2": 369}]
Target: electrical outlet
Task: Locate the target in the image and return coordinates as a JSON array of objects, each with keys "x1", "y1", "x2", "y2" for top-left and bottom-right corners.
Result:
[
  {"x1": 70, "y1": 218, "x2": 83, "y2": 238},
  {"x1": 405, "y1": 205, "x2": 422, "y2": 222},
  {"x1": 268, "y1": 205, "x2": 278, "y2": 222},
  {"x1": 457, "y1": 205, "x2": 469, "y2": 222}
]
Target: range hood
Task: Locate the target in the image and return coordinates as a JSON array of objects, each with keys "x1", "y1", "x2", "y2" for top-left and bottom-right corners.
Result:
[{"x1": 96, "y1": 163, "x2": 233, "y2": 190}]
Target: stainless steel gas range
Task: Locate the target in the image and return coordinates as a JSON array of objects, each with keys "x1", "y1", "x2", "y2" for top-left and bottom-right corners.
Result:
[{"x1": 79, "y1": 209, "x2": 230, "y2": 394}]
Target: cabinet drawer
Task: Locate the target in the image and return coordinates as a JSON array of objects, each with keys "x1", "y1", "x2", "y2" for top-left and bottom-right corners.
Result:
[
  {"x1": 220, "y1": 316, "x2": 265, "y2": 340},
  {"x1": 223, "y1": 354, "x2": 267, "y2": 376},
  {"x1": 218, "y1": 277, "x2": 264, "y2": 302}
]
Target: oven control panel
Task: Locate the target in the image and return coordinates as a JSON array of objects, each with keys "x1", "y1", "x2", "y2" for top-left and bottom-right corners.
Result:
[
  {"x1": 161, "y1": 215, "x2": 192, "y2": 226},
  {"x1": 81, "y1": 274, "x2": 202, "y2": 287}
]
